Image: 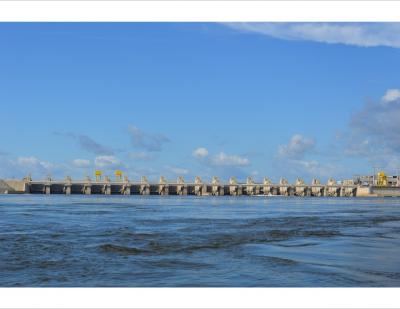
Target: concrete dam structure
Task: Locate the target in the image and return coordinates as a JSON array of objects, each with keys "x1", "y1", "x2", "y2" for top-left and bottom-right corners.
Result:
[{"x1": 2, "y1": 175, "x2": 399, "y2": 197}]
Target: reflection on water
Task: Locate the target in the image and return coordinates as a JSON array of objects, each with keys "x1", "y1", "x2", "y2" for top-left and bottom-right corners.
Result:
[{"x1": 0, "y1": 195, "x2": 400, "y2": 287}]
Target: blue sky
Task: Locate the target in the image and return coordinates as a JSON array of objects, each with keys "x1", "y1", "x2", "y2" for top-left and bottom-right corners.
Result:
[{"x1": 1, "y1": 22, "x2": 400, "y2": 182}]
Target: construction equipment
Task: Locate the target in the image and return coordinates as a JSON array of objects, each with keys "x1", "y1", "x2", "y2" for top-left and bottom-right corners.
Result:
[
  {"x1": 95, "y1": 170, "x2": 102, "y2": 182},
  {"x1": 376, "y1": 171, "x2": 388, "y2": 186},
  {"x1": 115, "y1": 170, "x2": 123, "y2": 181}
]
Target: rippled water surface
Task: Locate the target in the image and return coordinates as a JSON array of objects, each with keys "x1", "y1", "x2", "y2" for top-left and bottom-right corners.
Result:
[{"x1": 1, "y1": 195, "x2": 400, "y2": 287}]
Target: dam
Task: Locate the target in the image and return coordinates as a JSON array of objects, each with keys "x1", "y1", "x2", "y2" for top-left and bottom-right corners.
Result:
[{"x1": 1, "y1": 175, "x2": 400, "y2": 197}]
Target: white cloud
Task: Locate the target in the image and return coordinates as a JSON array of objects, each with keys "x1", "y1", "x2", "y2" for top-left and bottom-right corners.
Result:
[
  {"x1": 273, "y1": 135, "x2": 343, "y2": 179},
  {"x1": 0, "y1": 156, "x2": 68, "y2": 179},
  {"x1": 381, "y1": 88, "x2": 400, "y2": 103},
  {"x1": 192, "y1": 147, "x2": 209, "y2": 159},
  {"x1": 343, "y1": 88, "x2": 400, "y2": 172},
  {"x1": 16, "y1": 156, "x2": 57, "y2": 171},
  {"x1": 17, "y1": 156, "x2": 40, "y2": 166},
  {"x1": 72, "y1": 159, "x2": 91, "y2": 168},
  {"x1": 225, "y1": 23, "x2": 400, "y2": 48},
  {"x1": 193, "y1": 147, "x2": 250, "y2": 168},
  {"x1": 349, "y1": 88, "x2": 400, "y2": 151},
  {"x1": 94, "y1": 155, "x2": 120, "y2": 168},
  {"x1": 211, "y1": 152, "x2": 250, "y2": 167},
  {"x1": 278, "y1": 134, "x2": 315, "y2": 159}
]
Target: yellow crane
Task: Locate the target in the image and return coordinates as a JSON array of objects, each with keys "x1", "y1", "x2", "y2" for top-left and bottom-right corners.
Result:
[
  {"x1": 376, "y1": 171, "x2": 388, "y2": 186},
  {"x1": 95, "y1": 170, "x2": 102, "y2": 182},
  {"x1": 115, "y1": 170, "x2": 123, "y2": 181}
]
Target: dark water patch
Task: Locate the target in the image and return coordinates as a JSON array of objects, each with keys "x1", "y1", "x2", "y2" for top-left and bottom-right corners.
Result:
[
  {"x1": 97, "y1": 227, "x2": 155, "y2": 239},
  {"x1": 71, "y1": 210, "x2": 114, "y2": 215},
  {"x1": 238, "y1": 216, "x2": 321, "y2": 228},
  {"x1": 70, "y1": 202, "x2": 104, "y2": 206},
  {"x1": 50, "y1": 233, "x2": 63, "y2": 239},
  {"x1": 12, "y1": 235, "x2": 30, "y2": 242},
  {"x1": 146, "y1": 239, "x2": 231, "y2": 254},
  {"x1": 99, "y1": 244, "x2": 145, "y2": 255},
  {"x1": 371, "y1": 215, "x2": 400, "y2": 225},
  {"x1": 143, "y1": 229, "x2": 341, "y2": 255},
  {"x1": 336, "y1": 209, "x2": 369, "y2": 214},
  {"x1": 277, "y1": 242, "x2": 319, "y2": 248},
  {"x1": 302, "y1": 230, "x2": 341, "y2": 237},
  {"x1": 39, "y1": 277, "x2": 51, "y2": 283},
  {"x1": 38, "y1": 260, "x2": 64, "y2": 268},
  {"x1": 363, "y1": 270, "x2": 400, "y2": 280},
  {"x1": 149, "y1": 259, "x2": 210, "y2": 269},
  {"x1": 372, "y1": 232, "x2": 396, "y2": 239},
  {"x1": 260, "y1": 256, "x2": 299, "y2": 266}
]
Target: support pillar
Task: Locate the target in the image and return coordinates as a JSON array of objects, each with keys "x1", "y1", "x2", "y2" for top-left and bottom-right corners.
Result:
[
  {"x1": 140, "y1": 176, "x2": 150, "y2": 195},
  {"x1": 104, "y1": 185, "x2": 111, "y2": 195},
  {"x1": 122, "y1": 185, "x2": 131, "y2": 195},
  {"x1": 177, "y1": 176, "x2": 187, "y2": 195},
  {"x1": 159, "y1": 184, "x2": 169, "y2": 195},
  {"x1": 22, "y1": 175, "x2": 32, "y2": 194},
  {"x1": 45, "y1": 185, "x2": 51, "y2": 195},
  {"x1": 84, "y1": 185, "x2": 91, "y2": 195},
  {"x1": 263, "y1": 186, "x2": 271, "y2": 195},
  {"x1": 84, "y1": 176, "x2": 92, "y2": 195},
  {"x1": 44, "y1": 175, "x2": 52, "y2": 195},
  {"x1": 64, "y1": 176, "x2": 72, "y2": 195},
  {"x1": 65, "y1": 185, "x2": 71, "y2": 195},
  {"x1": 211, "y1": 177, "x2": 221, "y2": 196},
  {"x1": 140, "y1": 184, "x2": 150, "y2": 195},
  {"x1": 229, "y1": 177, "x2": 239, "y2": 196},
  {"x1": 177, "y1": 185, "x2": 187, "y2": 195}
]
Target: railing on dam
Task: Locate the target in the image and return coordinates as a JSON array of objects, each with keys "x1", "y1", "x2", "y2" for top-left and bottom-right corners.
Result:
[{"x1": 17, "y1": 176, "x2": 366, "y2": 197}]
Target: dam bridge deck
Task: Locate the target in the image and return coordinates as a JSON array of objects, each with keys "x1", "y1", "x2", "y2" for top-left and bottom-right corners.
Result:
[{"x1": 23, "y1": 177, "x2": 359, "y2": 197}]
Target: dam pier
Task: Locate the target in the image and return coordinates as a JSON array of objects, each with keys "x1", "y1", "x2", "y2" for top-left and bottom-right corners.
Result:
[{"x1": 2, "y1": 175, "x2": 400, "y2": 197}]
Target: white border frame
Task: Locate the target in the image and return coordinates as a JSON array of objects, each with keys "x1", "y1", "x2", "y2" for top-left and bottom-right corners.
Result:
[
  {"x1": 1, "y1": 1, "x2": 400, "y2": 308},
  {"x1": 1, "y1": 1, "x2": 400, "y2": 22},
  {"x1": 1, "y1": 287, "x2": 400, "y2": 308}
]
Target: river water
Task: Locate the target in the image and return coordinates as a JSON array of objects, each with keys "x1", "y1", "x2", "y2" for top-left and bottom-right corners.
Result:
[{"x1": 0, "y1": 195, "x2": 400, "y2": 287}]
